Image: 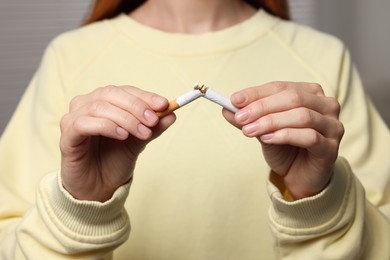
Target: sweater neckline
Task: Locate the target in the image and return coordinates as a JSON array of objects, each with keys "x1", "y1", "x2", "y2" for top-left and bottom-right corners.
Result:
[{"x1": 109, "y1": 9, "x2": 279, "y2": 56}]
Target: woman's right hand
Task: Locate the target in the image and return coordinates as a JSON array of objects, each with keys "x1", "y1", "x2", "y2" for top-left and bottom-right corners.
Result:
[{"x1": 59, "y1": 85, "x2": 176, "y2": 202}]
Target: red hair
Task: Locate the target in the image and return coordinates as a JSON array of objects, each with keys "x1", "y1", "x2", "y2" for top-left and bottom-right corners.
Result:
[{"x1": 84, "y1": 0, "x2": 290, "y2": 25}]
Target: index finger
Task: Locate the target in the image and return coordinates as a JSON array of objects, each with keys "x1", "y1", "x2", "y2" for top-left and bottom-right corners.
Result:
[
  {"x1": 114, "y1": 85, "x2": 169, "y2": 111},
  {"x1": 70, "y1": 85, "x2": 169, "y2": 112},
  {"x1": 231, "y1": 81, "x2": 325, "y2": 108}
]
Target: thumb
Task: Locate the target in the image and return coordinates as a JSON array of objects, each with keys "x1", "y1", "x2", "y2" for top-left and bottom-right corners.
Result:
[
  {"x1": 222, "y1": 108, "x2": 242, "y2": 129},
  {"x1": 124, "y1": 113, "x2": 176, "y2": 158},
  {"x1": 151, "y1": 113, "x2": 177, "y2": 140}
]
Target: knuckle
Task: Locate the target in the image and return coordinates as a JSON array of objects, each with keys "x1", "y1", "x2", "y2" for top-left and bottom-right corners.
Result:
[
  {"x1": 101, "y1": 85, "x2": 118, "y2": 93},
  {"x1": 254, "y1": 100, "x2": 266, "y2": 115},
  {"x1": 278, "y1": 128, "x2": 290, "y2": 141},
  {"x1": 71, "y1": 116, "x2": 107, "y2": 134},
  {"x1": 121, "y1": 113, "x2": 135, "y2": 126},
  {"x1": 309, "y1": 83, "x2": 325, "y2": 95},
  {"x1": 89, "y1": 101, "x2": 108, "y2": 115},
  {"x1": 298, "y1": 108, "x2": 314, "y2": 125},
  {"x1": 287, "y1": 89, "x2": 303, "y2": 106},
  {"x1": 93, "y1": 86, "x2": 105, "y2": 93},
  {"x1": 328, "y1": 97, "x2": 341, "y2": 115},
  {"x1": 97, "y1": 119, "x2": 111, "y2": 132},
  {"x1": 129, "y1": 98, "x2": 146, "y2": 115},
  {"x1": 59, "y1": 137, "x2": 71, "y2": 154},
  {"x1": 72, "y1": 117, "x2": 87, "y2": 132},
  {"x1": 272, "y1": 81, "x2": 288, "y2": 92},
  {"x1": 69, "y1": 95, "x2": 82, "y2": 111},
  {"x1": 328, "y1": 139, "x2": 341, "y2": 159},
  {"x1": 260, "y1": 115, "x2": 276, "y2": 131},
  {"x1": 95, "y1": 85, "x2": 118, "y2": 99},
  {"x1": 59, "y1": 114, "x2": 71, "y2": 132},
  {"x1": 306, "y1": 130, "x2": 322, "y2": 146},
  {"x1": 335, "y1": 121, "x2": 345, "y2": 139}
]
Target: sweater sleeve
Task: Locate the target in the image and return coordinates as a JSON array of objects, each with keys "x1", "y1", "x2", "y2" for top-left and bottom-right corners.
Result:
[
  {"x1": 0, "y1": 40, "x2": 130, "y2": 258},
  {"x1": 267, "y1": 46, "x2": 390, "y2": 259}
]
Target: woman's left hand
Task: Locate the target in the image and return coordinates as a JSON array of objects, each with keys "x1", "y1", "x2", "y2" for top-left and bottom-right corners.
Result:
[{"x1": 223, "y1": 82, "x2": 344, "y2": 200}]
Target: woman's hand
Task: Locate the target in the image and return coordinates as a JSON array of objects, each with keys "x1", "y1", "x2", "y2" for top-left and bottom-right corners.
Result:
[
  {"x1": 60, "y1": 85, "x2": 176, "y2": 202},
  {"x1": 223, "y1": 82, "x2": 344, "y2": 200}
]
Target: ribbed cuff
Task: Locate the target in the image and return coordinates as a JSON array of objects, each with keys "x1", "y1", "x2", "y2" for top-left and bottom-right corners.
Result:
[
  {"x1": 267, "y1": 157, "x2": 353, "y2": 232},
  {"x1": 37, "y1": 171, "x2": 131, "y2": 248}
]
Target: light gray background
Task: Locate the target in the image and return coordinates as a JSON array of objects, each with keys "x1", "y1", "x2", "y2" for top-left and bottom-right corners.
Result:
[{"x1": 0, "y1": 0, "x2": 389, "y2": 135}]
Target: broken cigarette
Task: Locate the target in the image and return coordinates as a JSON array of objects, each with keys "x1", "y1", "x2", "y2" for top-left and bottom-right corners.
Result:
[
  {"x1": 157, "y1": 83, "x2": 238, "y2": 117},
  {"x1": 202, "y1": 87, "x2": 239, "y2": 113},
  {"x1": 156, "y1": 89, "x2": 203, "y2": 117}
]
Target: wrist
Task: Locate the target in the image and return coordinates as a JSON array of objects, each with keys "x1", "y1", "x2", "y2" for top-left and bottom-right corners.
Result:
[
  {"x1": 271, "y1": 166, "x2": 334, "y2": 200},
  {"x1": 62, "y1": 181, "x2": 127, "y2": 202},
  {"x1": 37, "y1": 171, "x2": 131, "y2": 246},
  {"x1": 267, "y1": 158, "x2": 352, "y2": 228},
  {"x1": 61, "y1": 167, "x2": 133, "y2": 202}
]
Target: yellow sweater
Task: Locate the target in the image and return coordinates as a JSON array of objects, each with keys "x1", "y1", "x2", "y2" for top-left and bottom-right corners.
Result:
[{"x1": 0, "y1": 10, "x2": 389, "y2": 259}]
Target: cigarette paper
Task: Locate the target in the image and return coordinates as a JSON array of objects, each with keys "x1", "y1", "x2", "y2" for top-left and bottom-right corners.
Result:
[
  {"x1": 157, "y1": 89, "x2": 203, "y2": 117},
  {"x1": 203, "y1": 88, "x2": 238, "y2": 113},
  {"x1": 176, "y1": 89, "x2": 204, "y2": 106}
]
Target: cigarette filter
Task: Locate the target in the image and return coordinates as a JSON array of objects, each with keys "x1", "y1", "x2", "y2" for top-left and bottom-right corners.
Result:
[{"x1": 157, "y1": 89, "x2": 203, "y2": 117}]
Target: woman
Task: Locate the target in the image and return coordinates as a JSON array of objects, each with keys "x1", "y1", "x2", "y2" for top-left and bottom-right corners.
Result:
[{"x1": 0, "y1": 0, "x2": 389, "y2": 259}]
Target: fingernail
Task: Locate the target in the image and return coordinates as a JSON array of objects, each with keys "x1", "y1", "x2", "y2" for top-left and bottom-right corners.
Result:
[
  {"x1": 243, "y1": 123, "x2": 258, "y2": 135},
  {"x1": 235, "y1": 109, "x2": 250, "y2": 122},
  {"x1": 116, "y1": 127, "x2": 128, "y2": 138},
  {"x1": 137, "y1": 124, "x2": 151, "y2": 137},
  {"x1": 144, "y1": 109, "x2": 158, "y2": 124},
  {"x1": 232, "y1": 92, "x2": 247, "y2": 105},
  {"x1": 260, "y1": 133, "x2": 274, "y2": 141}
]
